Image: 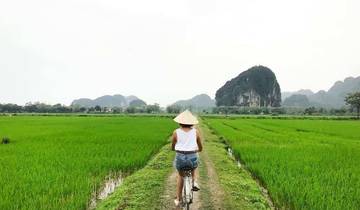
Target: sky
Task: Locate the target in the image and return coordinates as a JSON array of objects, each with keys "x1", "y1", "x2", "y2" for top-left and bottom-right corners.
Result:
[{"x1": 1, "y1": 0, "x2": 360, "y2": 106}]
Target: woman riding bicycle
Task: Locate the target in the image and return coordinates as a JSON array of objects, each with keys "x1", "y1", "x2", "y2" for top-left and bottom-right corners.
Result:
[{"x1": 171, "y1": 110, "x2": 203, "y2": 207}]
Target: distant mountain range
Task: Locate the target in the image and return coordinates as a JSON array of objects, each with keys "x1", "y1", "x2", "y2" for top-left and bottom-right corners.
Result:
[
  {"x1": 70, "y1": 76, "x2": 359, "y2": 109},
  {"x1": 173, "y1": 94, "x2": 215, "y2": 108},
  {"x1": 282, "y1": 76, "x2": 360, "y2": 108},
  {"x1": 282, "y1": 89, "x2": 314, "y2": 100},
  {"x1": 71, "y1": 94, "x2": 145, "y2": 108}
]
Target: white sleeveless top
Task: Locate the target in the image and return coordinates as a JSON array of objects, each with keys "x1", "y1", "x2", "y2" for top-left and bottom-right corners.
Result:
[{"x1": 175, "y1": 128, "x2": 198, "y2": 151}]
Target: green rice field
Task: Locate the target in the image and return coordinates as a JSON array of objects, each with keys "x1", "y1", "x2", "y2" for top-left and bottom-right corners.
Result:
[
  {"x1": 204, "y1": 118, "x2": 360, "y2": 210},
  {"x1": 0, "y1": 116, "x2": 175, "y2": 210}
]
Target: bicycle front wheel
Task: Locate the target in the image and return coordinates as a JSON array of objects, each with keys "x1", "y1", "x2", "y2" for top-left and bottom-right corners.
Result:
[
  {"x1": 186, "y1": 202, "x2": 190, "y2": 210},
  {"x1": 185, "y1": 176, "x2": 192, "y2": 203}
]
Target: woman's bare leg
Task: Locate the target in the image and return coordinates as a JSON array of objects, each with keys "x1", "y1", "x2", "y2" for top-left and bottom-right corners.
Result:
[
  {"x1": 176, "y1": 173, "x2": 184, "y2": 201},
  {"x1": 191, "y1": 168, "x2": 197, "y2": 184}
]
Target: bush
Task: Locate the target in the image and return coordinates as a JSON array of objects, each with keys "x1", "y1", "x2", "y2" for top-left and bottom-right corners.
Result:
[{"x1": 2, "y1": 137, "x2": 10, "y2": 144}]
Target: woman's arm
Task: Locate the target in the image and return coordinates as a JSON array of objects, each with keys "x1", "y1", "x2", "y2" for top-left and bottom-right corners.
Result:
[
  {"x1": 171, "y1": 131, "x2": 177, "y2": 151},
  {"x1": 196, "y1": 130, "x2": 203, "y2": 152}
]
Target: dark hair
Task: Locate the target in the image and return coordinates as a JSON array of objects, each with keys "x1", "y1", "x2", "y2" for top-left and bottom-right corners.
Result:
[{"x1": 179, "y1": 124, "x2": 193, "y2": 128}]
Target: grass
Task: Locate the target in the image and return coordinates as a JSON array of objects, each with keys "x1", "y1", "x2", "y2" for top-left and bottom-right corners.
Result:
[
  {"x1": 0, "y1": 116, "x2": 176, "y2": 210},
  {"x1": 96, "y1": 143, "x2": 175, "y2": 210},
  {"x1": 197, "y1": 158, "x2": 214, "y2": 210},
  {"x1": 203, "y1": 114, "x2": 356, "y2": 120},
  {"x1": 204, "y1": 118, "x2": 360, "y2": 210},
  {"x1": 97, "y1": 121, "x2": 272, "y2": 210},
  {"x1": 199, "y1": 122, "x2": 271, "y2": 210}
]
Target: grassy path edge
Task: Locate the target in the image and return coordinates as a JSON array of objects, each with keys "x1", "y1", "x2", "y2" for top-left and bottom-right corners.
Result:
[
  {"x1": 96, "y1": 142, "x2": 175, "y2": 210},
  {"x1": 200, "y1": 121, "x2": 274, "y2": 210}
]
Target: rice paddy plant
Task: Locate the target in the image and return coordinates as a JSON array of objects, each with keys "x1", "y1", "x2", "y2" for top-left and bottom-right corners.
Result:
[
  {"x1": 0, "y1": 116, "x2": 176, "y2": 210},
  {"x1": 205, "y1": 118, "x2": 360, "y2": 210}
]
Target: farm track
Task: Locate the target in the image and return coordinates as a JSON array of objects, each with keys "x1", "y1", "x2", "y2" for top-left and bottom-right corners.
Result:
[
  {"x1": 96, "y1": 121, "x2": 273, "y2": 209},
  {"x1": 160, "y1": 125, "x2": 225, "y2": 210},
  {"x1": 160, "y1": 165, "x2": 202, "y2": 210}
]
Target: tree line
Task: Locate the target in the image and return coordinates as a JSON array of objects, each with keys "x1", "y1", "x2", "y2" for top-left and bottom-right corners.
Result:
[
  {"x1": 211, "y1": 92, "x2": 360, "y2": 118},
  {"x1": 1, "y1": 92, "x2": 359, "y2": 118},
  {"x1": 0, "y1": 102, "x2": 162, "y2": 114}
]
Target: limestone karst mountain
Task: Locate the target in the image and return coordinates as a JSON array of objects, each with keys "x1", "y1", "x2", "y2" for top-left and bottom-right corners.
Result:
[{"x1": 215, "y1": 66, "x2": 281, "y2": 107}]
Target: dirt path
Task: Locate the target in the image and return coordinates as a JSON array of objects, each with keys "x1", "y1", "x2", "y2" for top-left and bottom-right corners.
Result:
[
  {"x1": 160, "y1": 126, "x2": 225, "y2": 210},
  {"x1": 160, "y1": 167, "x2": 201, "y2": 210},
  {"x1": 199, "y1": 149, "x2": 225, "y2": 210}
]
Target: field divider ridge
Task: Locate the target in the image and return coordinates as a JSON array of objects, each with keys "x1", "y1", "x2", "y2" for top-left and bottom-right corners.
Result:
[
  {"x1": 201, "y1": 120, "x2": 275, "y2": 210},
  {"x1": 95, "y1": 141, "x2": 175, "y2": 210}
]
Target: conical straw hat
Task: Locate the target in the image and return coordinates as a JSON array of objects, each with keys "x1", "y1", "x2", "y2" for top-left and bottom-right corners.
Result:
[{"x1": 173, "y1": 110, "x2": 199, "y2": 125}]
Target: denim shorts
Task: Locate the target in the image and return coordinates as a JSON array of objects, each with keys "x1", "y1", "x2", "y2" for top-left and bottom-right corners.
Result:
[{"x1": 174, "y1": 152, "x2": 199, "y2": 171}]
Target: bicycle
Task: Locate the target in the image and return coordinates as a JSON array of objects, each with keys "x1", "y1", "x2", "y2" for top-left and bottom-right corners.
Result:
[{"x1": 180, "y1": 167, "x2": 194, "y2": 210}]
